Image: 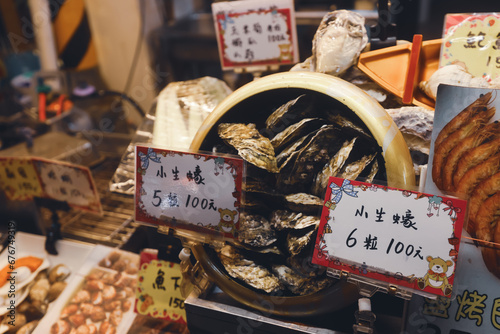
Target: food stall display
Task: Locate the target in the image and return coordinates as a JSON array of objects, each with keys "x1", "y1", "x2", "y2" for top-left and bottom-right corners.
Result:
[{"x1": 3, "y1": 2, "x2": 500, "y2": 333}]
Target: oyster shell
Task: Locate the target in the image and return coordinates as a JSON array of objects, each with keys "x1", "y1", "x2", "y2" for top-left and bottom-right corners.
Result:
[
  {"x1": 276, "y1": 130, "x2": 318, "y2": 170},
  {"x1": 265, "y1": 95, "x2": 314, "y2": 134},
  {"x1": 270, "y1": 118, "x2": 324, "y2": 154},
  {"x1": 340, "y1": 153, "x2": 377, "y2": 180},
  {"x1": 271, "y1": 264, "x2": 308, "y2": 295},
  {"x1": 218, "y1": 245, "x2": 283, "y2": 293},
  {"x1": 287, "y1": 255, "x2": 326, "y2": 278},
  {"x1": 237, "y1": 213, "x2": 277, "y2": 247},
  {"x1": 312, "y1": 137, "x2": 357, "y2": 197},
  {"x1": 299, "y1": 276, "x2": 335, "y2": 295},
  {"x1": 278, "y1": 125, "x2": 340, "y2": 192},
  {"x1": 365, "y1": 159, "x2": 379, "y2": 183},
  {"x1": 284, "y1": 193, "x2": 323, "y2": 214},
  {"x1": 270, "y1": 210, "x2": 320, "y2": 230},
  {"x1": 287, "y1": 227, "x2": 317, "y2": 256},
  {"x1": 325, "y1": 114, "x2": 372, "y2": 140},
  {"x1": 218, "y1": 123, "x2": 279, "y2": 173}
]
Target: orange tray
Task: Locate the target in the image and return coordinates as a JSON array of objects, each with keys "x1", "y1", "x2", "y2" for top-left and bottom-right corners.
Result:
[{"x1": 358, "y1": 38, "x2": 443, "y2": 109}]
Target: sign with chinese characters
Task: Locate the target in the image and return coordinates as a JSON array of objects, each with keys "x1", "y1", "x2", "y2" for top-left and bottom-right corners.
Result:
[
  {"x1": 407, "y1": 238, "x2": 500, "y2": 333},
  {"x1": 135, "y1": 250, "x2": 187, "y2": 323},
  {"x1": 135, "y1": 146, "x2": 244, "y2": 239},
  {"x1": 441, "y1": 13, "x2": 500, "y2": 81},
  {"x1": 0, "y1": 158, "x2": 42, "y2": 200},
  {"x1": 0, "y1": 157, "x2": 101, "y2": 214},
  {"x1": 313, "y1": 177, "x2": 467, "y2": 298},
  {"x1": 212, "y1": 0, "x2": 299, "y2": 70}
]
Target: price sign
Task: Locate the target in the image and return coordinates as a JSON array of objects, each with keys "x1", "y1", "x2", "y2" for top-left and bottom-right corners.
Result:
[
  {"x1": 135, "y1": 146, "x2": 244, "y2": 239},
  {"x1": 0, "y1": 157, "x2": 101, "y2": 214},
  {"x1": 313, "y1": 177, "x2": 467, "y2": 298},
  {"x1": 135, "y1": 250, "x2": 187, "y2": 323},
  {"x1": 441, "y1": 13, "x2": 500, "y2": 81},
  {"x1": 0, "y1": 158, "x2": 42, "y2": 200},
  {"x1": 212, "y1": 0, "x2": 299, "y2": 70}
]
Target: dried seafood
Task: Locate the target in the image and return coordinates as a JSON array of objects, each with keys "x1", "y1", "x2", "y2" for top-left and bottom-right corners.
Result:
[
  {"x1": 210, "y1": 93, "x2": 385, "y2": 296},
  {"x1": 270, "y1": 210, "x2": 320, "y2": 230},
  {"x1": 219, "y1": 123, "x2": 279, "y2": 173},
  {"x1": 237, "y1": 213, "x2": 277, "y2": 247},
  {"x1": 218, "y1": 245, "x2": 283, "y2": 294}
]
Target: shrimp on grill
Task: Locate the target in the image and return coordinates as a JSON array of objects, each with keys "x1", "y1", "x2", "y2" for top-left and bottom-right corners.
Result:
[
  {"x1": 434, "y1": 92, "x2": 493, "y2": 148},
  {"x1": 453, "y1": 136, "x2": 500, "y2": 188},
  {"x1": 468, "y1": 171, "x2": 500, "y2": 224},
  {"x1": 455, "y1": 154, "x2": 500, "y2": 198},
  {"x1": 475, "y1": 195, "x2": 500, "y2": 278},
  {"x1": 432, "y1": 110, "x2": 495, "y2": 189},
  {"x1": 442, "y1": 121, "x2": 500, "y2": 192},
  {"x1": 474, "y1": 192, "x2": 500, "y2": 244}
]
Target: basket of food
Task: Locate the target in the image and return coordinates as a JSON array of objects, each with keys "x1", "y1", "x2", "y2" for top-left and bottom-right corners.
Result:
[{"x1": 187, "y1": 71, "x2": 415, "y2": 317}]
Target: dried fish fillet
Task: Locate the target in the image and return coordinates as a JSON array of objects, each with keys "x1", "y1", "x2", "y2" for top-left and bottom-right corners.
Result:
[
  {"x1": 270, "y1": 210, "x2": 320, "y2": 230},
  {"x1": 237, "y1": 214, "x2": 277, "y2": 247},
  {"x1": 218, "y1": 123, "x2": 279, "y2": 173},
  {"x1": 218, "y1": 245, "x2": 283, "y2": 293},
  {"x1": 312, "y1": 137, "x2": 357, "y2": 197}
]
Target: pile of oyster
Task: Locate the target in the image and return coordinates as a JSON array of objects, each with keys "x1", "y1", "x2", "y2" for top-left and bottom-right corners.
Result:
[{"x1": 212, "y1": 93, "x2": 385, "y2": 296}]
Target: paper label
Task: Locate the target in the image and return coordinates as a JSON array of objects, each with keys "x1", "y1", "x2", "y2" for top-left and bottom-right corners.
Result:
[
  {"x1": 212, "y1": 0, "x2": 299, "y2": 70},
  {"x1": 135, "y1": 146, "x2": 244, "y2": 239},
  {"x1": 0, "y1": 157, "x2": 101, "y2": 213},
  {"x1": 313, "y1": 177, "x2": 466, "y2": 298},
  {"x1": 0, "y1": 158, "x2": 42, "y2": 200},
  {"x1": 441, "y1": 13, "x2": 500, "y2": 81},
  {"x1": 135, "y1": 251, "x2": 186, "y2": 323}
]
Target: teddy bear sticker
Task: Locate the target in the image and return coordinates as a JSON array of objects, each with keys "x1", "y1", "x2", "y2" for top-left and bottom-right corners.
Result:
[
  {"x1": 217, "y1": 208, "x2": 238, "y2": 236},
  {"x1": 417, "y1": 256, "x2": 454, "y2": 296}
]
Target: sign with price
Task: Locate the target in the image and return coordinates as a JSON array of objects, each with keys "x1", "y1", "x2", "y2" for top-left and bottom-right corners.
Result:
[
  {"x1": 312, "y1": 177, "x2": 467, "y2": 298},
  {"x1": 135, "y1": 146, "x2": 244, "y2": 239},
  {"x1": 211, "y1": 0, "x2": 299, "y2": 70},
  {"x1": 0, "y1": 157, "x2": 101, "y2": 214},
  {"x1": 441, "y1": 13, "x2": 500, "y2": 81},
  {"x1": 135, "y1": 250, "x2": 187, "y2": 323}
]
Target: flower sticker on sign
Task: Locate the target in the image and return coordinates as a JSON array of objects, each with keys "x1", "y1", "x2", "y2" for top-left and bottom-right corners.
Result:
[
  {"x1": 135, "y1": 146, "x2": 244, "y2": 239},
  {"x1": 212, "y1": 0, "x2": 299, "y2": 70},
  {"x1": 313, "y1": 177, "x2": 467, "y2": 298}
]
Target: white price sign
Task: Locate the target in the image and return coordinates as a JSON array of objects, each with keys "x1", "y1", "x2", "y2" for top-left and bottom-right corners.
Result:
[
  {"x1": 135, "y1": 146, "x2": 244, "y2": 239},
  {"x1": 313, "y1": 177, "x2": 467, "y2": 298},
  {"x1": 212, "y1": 0, "x2": 299, "y2": 70}
]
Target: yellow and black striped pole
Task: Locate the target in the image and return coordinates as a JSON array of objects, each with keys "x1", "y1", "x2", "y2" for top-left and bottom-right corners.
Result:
[{"x1": 52, "y1": 0, "x2": 97, "y2": 70}]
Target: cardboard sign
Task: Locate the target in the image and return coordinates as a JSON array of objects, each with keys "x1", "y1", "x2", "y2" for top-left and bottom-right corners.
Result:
[
  {"x1": 135, "y1": 146, "x2": 244, "y2": 239},
  {"x1": 441, "y1": 13, "x2": 500, "y2": 81},
  {"x1": 313, "y1": 177, "x2": 467, "y2": 298},
  {"x1": 135, "y1": 250, "x2": 187, "y2": 323},
  {"x1": 212, "y1": 0, "x2": 299, "y2": 70},
  {"x1": 0, "y1": 157, "x2": 101, "y2": 214}
]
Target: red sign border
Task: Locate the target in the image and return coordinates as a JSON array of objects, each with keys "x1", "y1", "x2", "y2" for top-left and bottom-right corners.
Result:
[{"x1": 312, "y1": 177, "x2": 467, "y2": 298}]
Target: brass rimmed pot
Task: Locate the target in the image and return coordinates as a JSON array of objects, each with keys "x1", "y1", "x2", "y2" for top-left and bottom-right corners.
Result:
[{"x1": 188, "y1": 71, "x2": 415, "y2": 317}]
